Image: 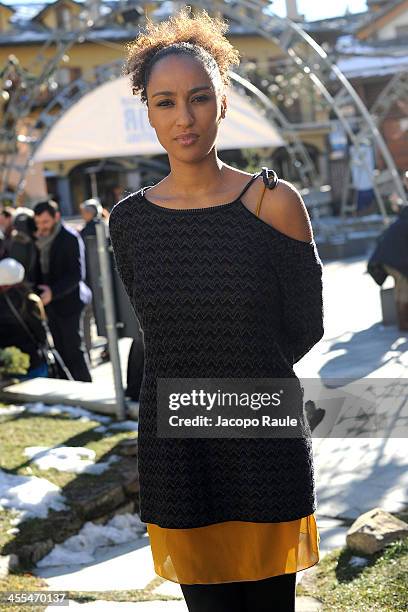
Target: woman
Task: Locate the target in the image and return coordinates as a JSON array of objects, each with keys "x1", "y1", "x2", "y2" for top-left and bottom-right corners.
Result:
[
  {"x1": 0, "y1": 258, "x2": 48, "y2": 380},
  {"x1": 8, "y1": 207, "x2": 40, "y2": 285},
  {"x1": 109, "y1": 7, "x2": 324, "y2": 611}
]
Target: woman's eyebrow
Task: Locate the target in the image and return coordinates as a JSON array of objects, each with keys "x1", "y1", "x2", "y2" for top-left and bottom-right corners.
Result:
[{"x1": 152, "y1": 86, "x2": 211, "y2": 98}]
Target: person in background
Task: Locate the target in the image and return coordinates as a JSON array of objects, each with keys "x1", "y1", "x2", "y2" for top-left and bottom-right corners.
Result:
[
  {"x1": 0, "y1": 228, "x2": 5, "y2": 260},
  {"x1": 349, "y1": 137, "x2": 376, "y2": 217},
  {"x1": 80, "y1": 198, "x2": 102, "y2": 241},
  {"x1": 0, "y1": 257, "x2": 48, "y2": 380},
  {"x1": 112, "y1": 185, "x2": 125, "y2": 205},
  {"x1": 7, "y1": 208, "x2": 39, "y2": 285},
  {"x1": 0, "y1": 207, "x2": 16, "y2": 256},
  {"x1": 367, "y1": 202, "x2": 408, "y2": 330},
  {"x1": 79, "y1": 198, "x2": 106, "y2": 363},
  {"x1": 33, "y1": 199, "x2": 93, "y2": 382}
]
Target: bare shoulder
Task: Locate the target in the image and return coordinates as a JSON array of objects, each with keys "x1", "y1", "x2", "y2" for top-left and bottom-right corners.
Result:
[{"x1": 242, "y1": 176, "x2": 314, "y2": 243}]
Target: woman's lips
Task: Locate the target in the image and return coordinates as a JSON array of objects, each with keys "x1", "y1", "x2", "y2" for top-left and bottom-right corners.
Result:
[{"x1": 175, "y1": 135, "x2": 199, "y2": 146}]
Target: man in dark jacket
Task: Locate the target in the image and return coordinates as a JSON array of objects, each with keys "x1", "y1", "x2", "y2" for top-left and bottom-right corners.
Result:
[
  {"x1": 33, "y1": 199, "x2": 92, "y2": 381},
  {"x1": 367, "y1": 204, "x2": 408, "y2": 330}
]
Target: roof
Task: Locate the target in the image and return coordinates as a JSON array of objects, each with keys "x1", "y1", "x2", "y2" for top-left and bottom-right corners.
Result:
[
  {"x1": 335, "y1": 53, "x2": 408, "y2": 78},
  {"x1": 303, "y1": 10, "x2": 371, "y2": 34},
  {"x1": 0, "y1": 1, "x2": 15, "y2": 11},
  {"x1": 1, "y1": 0, "x2": 407, "y2": 65},
  {"x1": 336, "y1": 33, "x2": 408, "y2": 56},
  {"x1": 31, "y1": 0, "x2": 81, "y2": 23},
  {"x1": 356, "y1": 0, "x2": 408, "y2": 39}
]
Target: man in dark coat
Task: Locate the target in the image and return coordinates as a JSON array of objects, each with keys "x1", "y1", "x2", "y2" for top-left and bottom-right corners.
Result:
[
  {"x1": 367, "y1": 204, "x2": 408, "y2": 330},
  {"x1": 33, "y1": 199, "x2": 92, "y2": 381}
]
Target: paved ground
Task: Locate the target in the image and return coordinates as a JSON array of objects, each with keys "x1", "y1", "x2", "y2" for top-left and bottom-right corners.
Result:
[{"x1": 35, "y1": 254, "x2": 407, "y2": 610}]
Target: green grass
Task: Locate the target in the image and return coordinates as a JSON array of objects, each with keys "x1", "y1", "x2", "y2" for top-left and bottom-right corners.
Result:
[
  {"x1": 2, "y1": 404, "x2": 408, "y2": 609},
  {"x1": 297, "y1": 537, "x2": 408, "y2": 610},
  {"x1": 0, "y1": 571, "x2": 182, "y2": 611},
  {"x1": 0, "y1": 405, "x2": 137, "y2": 554},
  {"x1": 0, "y1": 569, "x2": 49, "y2": 612}
]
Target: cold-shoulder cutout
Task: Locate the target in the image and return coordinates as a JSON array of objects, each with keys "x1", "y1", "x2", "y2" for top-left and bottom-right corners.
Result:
[{"x1": 240, "y1": 176, "x2": 314, "y2": 245}]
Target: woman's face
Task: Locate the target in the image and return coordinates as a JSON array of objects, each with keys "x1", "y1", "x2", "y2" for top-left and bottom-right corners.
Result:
[{"x1": 146, "y1": 54, "x2": 226, "y2": 163}]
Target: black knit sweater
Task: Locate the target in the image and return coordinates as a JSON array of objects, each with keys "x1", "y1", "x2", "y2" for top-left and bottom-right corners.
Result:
[{"x1": 109, "y1": 172, "x2": 324, "y2": 528}]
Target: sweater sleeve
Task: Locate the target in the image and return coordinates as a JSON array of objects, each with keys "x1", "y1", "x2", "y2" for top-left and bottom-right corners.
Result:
[
  {"x1": 108, "y1": 202, "x2": 134, "y2": 300},
  {"x1": 271, "y1": 235, "x2": 324, "y2": 365},
  {"x1": 24, "y1": 292, "x2": 48, "y2": 346},
  {"x1": 49, "y1": 234, "x2": 83, "y2": 301}
]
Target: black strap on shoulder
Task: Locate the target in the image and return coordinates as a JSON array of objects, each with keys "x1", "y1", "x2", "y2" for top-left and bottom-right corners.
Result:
[
  {"x1": 261, "y1": 167, "x2": 279, "y2": 190},
  {"x1": 236, "y1": 171, "x2": 262, "y2": 200},
  {"x1": 237, "y1": 168, "x2": 279, "y2": 201}
]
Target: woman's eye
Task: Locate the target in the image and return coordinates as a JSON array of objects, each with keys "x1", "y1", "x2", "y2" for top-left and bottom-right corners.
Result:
[{"x1": 157, "y1": 96, "x2": 209, "y2": 107}]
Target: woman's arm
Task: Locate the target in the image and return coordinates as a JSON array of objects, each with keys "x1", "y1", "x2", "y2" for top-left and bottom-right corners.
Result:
[
  {"x1": 260, "y1": 181, "x2": 324, "y2": 364},
  {"x1": 108, "y1": 201, "x2": 134, "y2": 300}
]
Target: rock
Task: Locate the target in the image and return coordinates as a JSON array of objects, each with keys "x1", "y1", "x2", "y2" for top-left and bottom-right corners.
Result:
[
  {"x1": 71, "y1": 484, "x2": 126, "y2": 519},
  {"x1": 47, "y1": 511, "x2": 83, "y2": 544},
  {"x1": 0, "y1": 554, "x2": 19, "y2": 578},
  {"x1": 18, "y1": 539, "x2": 54, "y2": 566},
  {"x1": 123, "y1": 478, "x2": 139, "y2": 496},
  {"x1": 113, "y1": 500, "x2": 135, "y2": 516},
  {"x1": 117, "y1": 438, "x2": 138, "y2": 456},
  {"x1": 296, "y1": 596, "x2": 324, "y2": 611},
  {"x1": 120, "y1": 464, "x2": 139, "y2": 496},
  {"x1": 92, "y1": 500, "x2": 135, "y2": 525},
  {"x1": 346, "y1": 507, "x2": 408, "y2": 554}
]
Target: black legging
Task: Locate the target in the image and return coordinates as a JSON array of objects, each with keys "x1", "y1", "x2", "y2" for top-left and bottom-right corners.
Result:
[{"x1": 180, "y1": 572, "x2": 297, "y2": 612}]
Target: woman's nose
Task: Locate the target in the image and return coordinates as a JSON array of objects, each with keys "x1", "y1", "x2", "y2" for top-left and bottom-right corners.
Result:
[{"x1": 175, "y1": 103, "x2": 194, "y2": 126}]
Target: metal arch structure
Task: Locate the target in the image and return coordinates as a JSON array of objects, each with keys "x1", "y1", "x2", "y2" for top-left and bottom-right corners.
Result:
[
  {"x1": 231, "y1": 72, "x2": 318, "y2": 187},
  {"x1": 1, "y1": 0, "x2": 406, "y2": 218},
  {"x1": 339, "y1": 69, "x2": 408, "y2": 216},
  {"x1": 0, "y1": 0, "x2": 145, "y2": 203},
  {"x1": 201, "y1": 0, "x2": 406, "y2": 220},
  {"x1": 369, "y1": 70, "x2": 408, "y2": 127}
]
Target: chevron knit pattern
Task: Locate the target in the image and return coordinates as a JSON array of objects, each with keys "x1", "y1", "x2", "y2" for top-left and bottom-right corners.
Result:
[{"x1": 108, "y1": 179, "x2": 324, "y2": 529}]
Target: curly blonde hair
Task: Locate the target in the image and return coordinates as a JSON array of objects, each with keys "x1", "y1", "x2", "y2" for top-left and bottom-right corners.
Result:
[{"x1": 123, "y1": 6, "x2": 240, "y2": 104}]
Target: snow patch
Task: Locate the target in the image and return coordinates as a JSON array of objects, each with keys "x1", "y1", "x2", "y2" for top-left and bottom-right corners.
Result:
[
  {"x1": 36, "y1": 512, "x2": 147, "y2": 568},
  {"x1": 349, "y1": 555, "x2": 369, "y2": 567},
  {"x1": 0, "y1": 469, "x2": 68, "y2": 523},
  {"x1": 0, "y1": 405, "x2": 26, "y2": 417},
  {"x1": 23, "y1": 446, "x2": 121, "y2": 474},
  {"x1": 24, "y1": 401, "x2": 113, "y2": 424},
  {"x1": 108, "y1": 420, "x2": 138, "y2": 432}
]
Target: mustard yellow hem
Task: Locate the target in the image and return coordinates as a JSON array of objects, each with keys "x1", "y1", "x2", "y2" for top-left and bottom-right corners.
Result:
[{"x1": 146, "y1": 513, "x2": 320, "y2": 585}]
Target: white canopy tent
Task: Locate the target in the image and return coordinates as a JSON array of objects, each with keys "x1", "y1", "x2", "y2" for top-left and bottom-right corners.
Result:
[{"x1": 33, "y1": 75, "x2": 285, "y2": 162}]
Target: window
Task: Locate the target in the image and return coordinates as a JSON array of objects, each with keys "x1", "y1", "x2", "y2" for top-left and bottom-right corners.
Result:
[
  {"x1": 56, "y1": 6, "x2": 72, "y2": 30},
  {"x1": 396, "y1": 25, "x2": 408, "y2": 37}
]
